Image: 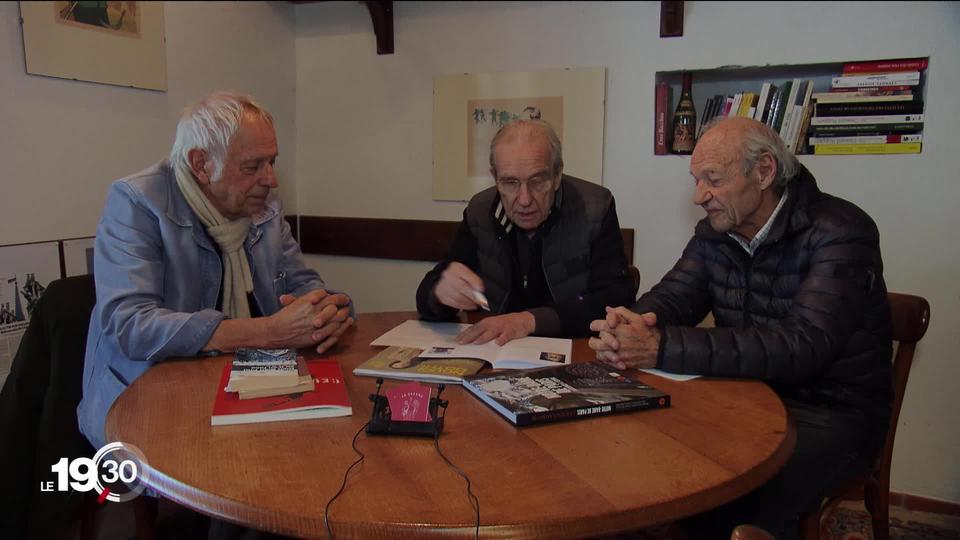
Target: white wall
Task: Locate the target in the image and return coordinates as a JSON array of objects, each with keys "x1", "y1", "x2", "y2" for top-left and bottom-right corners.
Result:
[
  {"x1": 0, "y1": 1, "x2": 298, "y2": 246},
  {"x1": 295, "y1": 2, "x2": 960, "y2": 503}
]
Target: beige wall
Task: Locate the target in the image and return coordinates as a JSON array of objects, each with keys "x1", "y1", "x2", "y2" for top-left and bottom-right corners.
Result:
[
  {"x1": 0, "y1": 1, "x2": 298, "y2": 246},
  {"x1": 294, "y1": 2, "x2": 960, "y2": 503}
]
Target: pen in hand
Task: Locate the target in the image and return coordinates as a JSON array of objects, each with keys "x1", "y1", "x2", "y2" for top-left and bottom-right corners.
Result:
[{"x1": 472, "y1": 290, "x2": 491, "y2": 311}]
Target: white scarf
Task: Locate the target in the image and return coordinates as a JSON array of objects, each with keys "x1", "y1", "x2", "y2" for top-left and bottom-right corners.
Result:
[{"x1": 174, "y1": 168, "x2": 254, "y2": 319}]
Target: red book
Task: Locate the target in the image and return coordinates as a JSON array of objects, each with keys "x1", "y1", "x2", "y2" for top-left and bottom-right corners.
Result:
[
  {"x1": 842, "y1": 57, "x2": 928, "y2": 74},
  {"x1": 654, "y1": 82, "x2": 670, "y2": 155},
  {"x1": 831, "y1": 85, "x2": 913, "y2": 93},
  {"x1": 211, "y1": 359, "x2": 352, "y2": 426}
]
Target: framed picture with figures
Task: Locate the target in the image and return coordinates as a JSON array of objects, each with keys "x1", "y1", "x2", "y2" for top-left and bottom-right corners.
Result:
[{"x1": 432, "y1": 66, "x2": 606, "y2": 201}]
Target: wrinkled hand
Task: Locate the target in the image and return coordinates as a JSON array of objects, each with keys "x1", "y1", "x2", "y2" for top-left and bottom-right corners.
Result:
[
  {"x1": 433, "y1": 262, "x2": 485, "y2": 311},
  {"x1": 275, "y1": 290, "x2": 354, "y2": 353},
  {"x1": 456, "y1": 312, "x2": 535, "y2": 346},
  {"x1": 588, "y1": 307, "x2": 660, "y2": 370}
]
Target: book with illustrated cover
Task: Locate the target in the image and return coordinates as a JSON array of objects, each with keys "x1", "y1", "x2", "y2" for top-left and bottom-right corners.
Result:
[
  {"x1": 353, "y1": 346, "x2": 486, "y2": 384},
  {"x1": 462, "y1": 362, "x2": 671, "y2": 427},
  {"x1": 211, "y1": 359, "x2": 352, "y2": 426}
]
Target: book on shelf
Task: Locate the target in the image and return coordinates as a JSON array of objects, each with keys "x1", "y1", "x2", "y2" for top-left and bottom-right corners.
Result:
[
  {"x1": 813, "y1": 142, "x2": 922, "y2": 155},
  {"x1": 809, "y1": 133, "x2": 922, "y2": 145},
  {"x1": 211, "y1": 359, "x2": 352, "y2": 426},
  {"x1": 784, "y1": 80, "x2": 813, "y2": 152},
  {"x1": 461, "y1": 361, "x2": 671, "y2": 427},
  {"x1": 815, "y1": 100, "x2": 924, "y2": 117},
  {"x1": 842, "y1": 57, "x2": 928, "y2": 74},
  {"x1": 770, "y1": 80, "x2": 794, "y2": 133},
  {"x1": 793, "y1": 102, "x2": 816, "y2": 154},
  {"x1": 812, "y1": 91, "x2": 913, "y2": 103},
  {"x1": 353, "y1": 346, "x2": 485, "y2": 384},
  {"x1": 810, "y1": 113, "x2": 923, "y2": 126},
  {"x1": 371, "y1": 319, "x2": 573, "y2": 370},
  {"x1": 831, "y1": 72, "x2": 921, "y2": 88},
  {"x1": 655, "y1": 82, "x2": 671, "y2": 155},
  {"x1": 808, "y1": 123, "x2": 923, "y2": 136},
  {"x1": 830, "y1": 85, "x2": 914, "y2": 94},
  {"x1": 754, "y1": 82, "x2": 774, "y2": 123},
  {"x1": 778, "y1": 79, "x2": 802, "y2": 142}
]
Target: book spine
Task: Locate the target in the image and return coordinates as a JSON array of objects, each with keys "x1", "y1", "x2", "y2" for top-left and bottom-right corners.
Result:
[
  {"x1": 813, "y1": 142, "x2": 922, "y2": 155},
  {"x1": 655, "y1": 83, "x2": 670, "y2": 155},
  {"x1": 516, "y1": 396, "x2": 671, "y2": 426},
  {"x1": 831, "y1": 73, "x2": 920, "y2": 88},
  {"x1": 754, "y1": 83, "x2": 772, "y2": 122},
  {"x1": 830, "y1": 85, "x2": 913, "y2": 93},
  {"x1": 808, "y1": 123, "x2": 923, "y2": 135},
  {"x1": 765, "y1": 86, "x2": 784, "y2": 127},
  {"x1": 815, "y1": 100, "x2": 924, "y2": 117},
  {"x1": 812, "y1": 92, "x2": 914, "y2": 104},
  {"x1": 810, "y1": 134, "x2": 922, "y2": 145},
  {"x1": 811, "y1": 113, "x2": 924, "y2": 126},
  {"x1": 721, "y1": 96, "x2": 733, "y2": 117},
  {"x1": 778, "y1": 79, "x2": 801, "y2": 140},
  {"x1": 842, "y1": 58, "x2": 928, "y2": 74}
]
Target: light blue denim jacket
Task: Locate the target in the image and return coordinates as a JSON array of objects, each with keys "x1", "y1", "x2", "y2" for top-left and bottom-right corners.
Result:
[{"x1": 78, "y1": 160, "x2": 341, "y2": 447}]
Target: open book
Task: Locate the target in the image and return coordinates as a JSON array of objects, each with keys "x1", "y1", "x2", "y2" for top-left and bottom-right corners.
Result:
[
  {"x1": 353, "y1": 346, "x2": 486, "y2": 384},
  {"x1": 371, "y1": 320, "x2": 572, "y2": 370}
]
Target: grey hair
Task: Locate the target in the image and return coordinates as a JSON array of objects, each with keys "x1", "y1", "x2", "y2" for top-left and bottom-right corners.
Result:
[
  {"x1": 488, "y1": 119, "x2": 563, "y2": 178},
  {"x1": 701, "y1": 117, "x2": 799, "y2": 193},
  {"x1": 170, "y1": 92, "x2": 273, "y2": 183}
]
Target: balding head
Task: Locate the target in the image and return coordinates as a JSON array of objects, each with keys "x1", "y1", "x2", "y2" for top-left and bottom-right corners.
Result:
[
  {"x1": 698, "y1": 116, "x2": 798, "y2": 194},
  {"x1": 489, "y1": 120, "x2": 563, "y2": 179}
]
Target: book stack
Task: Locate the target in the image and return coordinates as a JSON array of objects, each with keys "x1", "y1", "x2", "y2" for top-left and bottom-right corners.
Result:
[
  {"x1": 808, "y1": 58, "x2": 926, "y2": 155},
  {"x1": 224, "y1": 348, "x2": 315, "y2": 399}
]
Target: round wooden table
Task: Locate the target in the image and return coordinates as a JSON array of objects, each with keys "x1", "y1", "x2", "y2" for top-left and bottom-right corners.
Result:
[{"x1": 106, "y1": 312, "x2": 795, "y2": 539}]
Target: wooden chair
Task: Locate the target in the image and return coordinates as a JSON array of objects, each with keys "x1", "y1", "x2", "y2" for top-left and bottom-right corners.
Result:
[
  {"x1": 628, "y1": 265, "x2": 641, "y2": 298},
  {"x1": 799, "y1": 292, "x2": 930, "y2": 540}
]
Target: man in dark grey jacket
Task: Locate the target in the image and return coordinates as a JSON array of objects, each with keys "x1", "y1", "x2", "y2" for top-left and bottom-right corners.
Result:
[
  {"x1": 417, "y1": 120, "x2": 634, "y2": 344},
  {"x1": 590, "y1": 117, "x2": 892, "y2": 539}
]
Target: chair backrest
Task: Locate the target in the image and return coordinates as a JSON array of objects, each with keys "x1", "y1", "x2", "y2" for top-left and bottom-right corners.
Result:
[
  {"x1": 880, "y1": 292, "x2": 930, "y2": 480},
  {"x1": 628, "y1": 265, "x2": 641, "y2": 298}
]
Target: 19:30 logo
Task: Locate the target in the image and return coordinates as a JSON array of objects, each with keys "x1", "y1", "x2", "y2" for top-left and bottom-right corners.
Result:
[{"x1": 43, "y1": 442, "x2": 151, "y2": 503}]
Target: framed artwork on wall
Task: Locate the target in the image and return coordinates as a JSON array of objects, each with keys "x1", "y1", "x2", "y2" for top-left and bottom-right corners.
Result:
[
  {"x1": 433, "y1": 66, "x2": 606, "y2": 201},
  {"x1": 19, "y1": 1, "x2": 167, "y2": 91}
]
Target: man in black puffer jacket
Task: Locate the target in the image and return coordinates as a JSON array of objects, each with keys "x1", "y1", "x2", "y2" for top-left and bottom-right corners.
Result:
[{"x1": 590, "y1": 117, "x2": 891, "y2": 539}]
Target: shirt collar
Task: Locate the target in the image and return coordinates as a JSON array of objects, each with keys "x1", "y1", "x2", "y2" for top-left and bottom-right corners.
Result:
[{"x1": 728, "y1": 187, "x2": 789, "y2": 256}]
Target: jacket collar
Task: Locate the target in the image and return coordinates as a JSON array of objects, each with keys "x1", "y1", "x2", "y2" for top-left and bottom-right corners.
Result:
[{"x1": 695, "y1": 163, "x2": 819, "y2": 245}]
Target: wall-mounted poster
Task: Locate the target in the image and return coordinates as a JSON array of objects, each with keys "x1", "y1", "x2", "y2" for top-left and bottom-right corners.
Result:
[
  {"x1": 433, "y1": 66, "x2": 605, "y2": 201},
  {"x1": 19, "y1": 1, "x2": 167, "y2": 91},
  {"x1": 0, "y1": 242, "x2": 61, "y2": 385}
]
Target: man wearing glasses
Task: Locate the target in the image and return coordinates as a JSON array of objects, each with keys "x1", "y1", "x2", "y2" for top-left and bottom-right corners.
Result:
[{"x1": 416, "y1": 120, "x2": 634, "y2": 345}]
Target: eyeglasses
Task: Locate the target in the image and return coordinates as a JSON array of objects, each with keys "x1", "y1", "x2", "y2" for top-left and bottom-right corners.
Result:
[{"x1": 496, "y1": 176, "x2": 555, "y2": 195}]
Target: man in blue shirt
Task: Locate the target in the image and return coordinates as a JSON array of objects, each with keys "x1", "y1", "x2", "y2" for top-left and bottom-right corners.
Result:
[{"x1": 78, "y1": 92, "x2": 353, "y2": 449}]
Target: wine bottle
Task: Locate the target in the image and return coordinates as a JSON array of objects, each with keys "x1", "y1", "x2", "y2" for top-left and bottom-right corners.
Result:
[{"x1": 671, "y1": 72, "x2": 697, "y2": 155}]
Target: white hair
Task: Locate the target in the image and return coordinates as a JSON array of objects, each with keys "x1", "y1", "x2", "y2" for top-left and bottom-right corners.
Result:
[
  {"x1": 700, "y1": 117, "x2": 799, "y2": 193},
  {"x1": 169, "y1": 92, "x2": 273, "y2": 183}
]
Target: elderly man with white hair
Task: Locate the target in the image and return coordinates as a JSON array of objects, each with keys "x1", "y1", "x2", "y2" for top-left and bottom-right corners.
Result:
[{"x1": 78, "y1": 92, "x2": 353, "y2": 448}]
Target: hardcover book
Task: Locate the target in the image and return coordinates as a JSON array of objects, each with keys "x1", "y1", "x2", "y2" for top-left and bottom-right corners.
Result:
[
  {"x1": 815, "y1": 100, "x2": 924, "y2": 117},
  {"x1": 353, "y1": 346, "x2": 486, "y2": 384},
  {"x1": 462, "y1": 362, "x2": 671, "y2": 427},
  {"x1": 655, "y1": 82, "x2": 671, "y2": 155},
  {"x1": 813, "y1": 142, "x2": 922, "y2": 155},
  {"x1": 211, "y1": 359, "x2": 352, "y2": 426},
  {"x1": 831, "y1": 72, "x2": 921, "y2": 88},
  {"x1": 842, "y1": 58, "x2": 928, "y2": 74}
]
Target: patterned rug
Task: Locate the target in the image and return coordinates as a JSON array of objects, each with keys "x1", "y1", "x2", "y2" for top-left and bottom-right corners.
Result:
[{"x1": 821, "y1": 501, "x2": 960, "y2": 540}]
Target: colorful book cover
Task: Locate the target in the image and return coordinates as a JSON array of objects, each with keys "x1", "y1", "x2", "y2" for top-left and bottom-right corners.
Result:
[
  {"x1": 462, "y1": 362, "x2": 670, "y2": 427},
  {"x1": 211, "y1": 359, "x2": 352, "y2": 426},
  {"x1": 353, "y1": 346, "x2": 485, "y2": 384}
]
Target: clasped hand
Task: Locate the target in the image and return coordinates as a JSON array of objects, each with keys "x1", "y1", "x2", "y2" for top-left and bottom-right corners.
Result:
[
  {"x1": 588, "y1": 307, "x2": 661, "y2": 370},
  {"x1": 271, "y1": 290, "x2": 354, "y2": 354}
]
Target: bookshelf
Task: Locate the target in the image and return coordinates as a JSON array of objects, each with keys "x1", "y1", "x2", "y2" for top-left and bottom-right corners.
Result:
[{"x1": 654, "y1": 57, "x2": 929, "y2": 156}]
